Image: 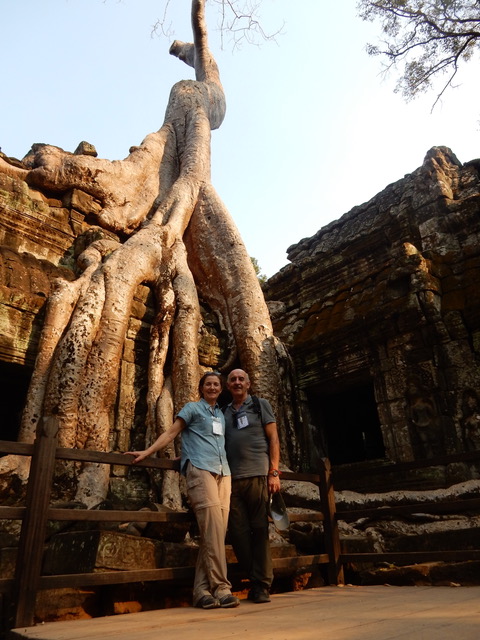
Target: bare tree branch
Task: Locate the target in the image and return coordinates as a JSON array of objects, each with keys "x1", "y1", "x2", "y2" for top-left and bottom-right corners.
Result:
[{"x1": 152, "y1": 0, "x2": 284, "y2": 49}]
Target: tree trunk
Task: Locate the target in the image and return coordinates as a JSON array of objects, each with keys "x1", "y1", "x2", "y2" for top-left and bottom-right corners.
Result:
[{"x1": 0, "y1": 0, "x2": 288, "y2": 506}]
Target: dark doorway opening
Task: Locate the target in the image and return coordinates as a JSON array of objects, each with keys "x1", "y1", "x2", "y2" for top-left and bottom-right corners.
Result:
[
  {"x1": 307, "y1": 382, "x2": 385, "y2": 465},
  {"x1": 0, "y1": 361, "x2": 32, "y2": 448}
]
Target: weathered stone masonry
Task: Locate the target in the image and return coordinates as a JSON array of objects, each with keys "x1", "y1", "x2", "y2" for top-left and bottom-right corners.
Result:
[{"x1": 264, "y1": 147, "x2": 480, "y2": 481}]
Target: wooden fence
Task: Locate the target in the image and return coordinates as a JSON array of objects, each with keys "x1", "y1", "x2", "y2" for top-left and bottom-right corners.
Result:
[
  {"x1": 0, "y1": 415, "x2": 342, "y2": 631},
  {"x1": 2, "y1": 417, "x2": 480, "y2": 632},
  {"x1": 334, "y1": 450, "x2": 480, "y2": 568}
]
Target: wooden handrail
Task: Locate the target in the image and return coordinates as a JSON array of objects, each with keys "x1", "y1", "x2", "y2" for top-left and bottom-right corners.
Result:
[
  {"x1": 3, "y1": 432, "x2": 480, "y2": 632},
  {"x1": 332, "y1": 449, "x2": 480, "y2": 483},
  {"x1": 0, "y1": 440, "x2": 33, "y2": 456},
  {"x1": 1, "y1": 437, "x2": 341, "y2": 630},
  {"x1": 0, "y1": 439, "x2": 180, "y2": 470},
  {"x1": 36, "y1": 555, "x2": 330, "y2": 590},
  {"x1": 46, "y1": 508, "x2": 192, "y2": 522},
  {"x1": 340, "y1": 550, "x2": 480, "y2": 564},
  {"x1": 337, "y1": 497, "x2": 480, "y2": 522}
]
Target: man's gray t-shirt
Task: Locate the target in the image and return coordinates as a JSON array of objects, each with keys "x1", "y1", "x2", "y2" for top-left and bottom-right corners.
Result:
[{"x1": 224, "y1": 395, "x2": 276, "y2": 479}]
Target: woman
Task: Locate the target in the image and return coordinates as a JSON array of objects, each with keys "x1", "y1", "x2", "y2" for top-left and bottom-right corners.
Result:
[{"x1": 126, "y1": 371, "x2": 239, "y2": 609}]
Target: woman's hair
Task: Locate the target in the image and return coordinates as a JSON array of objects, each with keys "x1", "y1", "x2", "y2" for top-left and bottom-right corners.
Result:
[{"x1": 198, "y1": 371, "x2": 223, "y2": 394}]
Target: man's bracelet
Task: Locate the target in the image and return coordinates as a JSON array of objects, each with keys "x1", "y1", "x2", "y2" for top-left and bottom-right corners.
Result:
[{"x1": 268, "y1": 469, "x2": 281, "y2": 477}]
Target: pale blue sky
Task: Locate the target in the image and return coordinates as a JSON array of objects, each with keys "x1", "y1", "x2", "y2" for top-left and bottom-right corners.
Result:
[{"x1": 2, "y1": 0, "x2": 479, "y2": 277}]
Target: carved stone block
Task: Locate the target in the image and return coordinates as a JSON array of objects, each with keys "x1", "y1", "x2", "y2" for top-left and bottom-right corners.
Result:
[{"x1": 43, "y1": 530, "x2": 161, "y2": 575}]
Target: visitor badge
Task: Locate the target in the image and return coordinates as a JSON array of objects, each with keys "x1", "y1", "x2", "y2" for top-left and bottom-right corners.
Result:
[
  {"x1": 212, "y1": 417, "x2": 223, "y2": 435},
  {"x1": 235, "y1": 411, "x2": 249, "y2": 429}
]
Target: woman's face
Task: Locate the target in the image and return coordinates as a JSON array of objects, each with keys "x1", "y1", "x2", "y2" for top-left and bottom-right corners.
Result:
[{"x1": 200, "y1": 375, "x2": 222, "y2": 403}]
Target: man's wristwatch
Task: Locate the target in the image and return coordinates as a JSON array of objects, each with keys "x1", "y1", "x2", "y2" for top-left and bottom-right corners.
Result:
[{"x1": 269, "y1": 469, "x2": 280, "y2": 477}]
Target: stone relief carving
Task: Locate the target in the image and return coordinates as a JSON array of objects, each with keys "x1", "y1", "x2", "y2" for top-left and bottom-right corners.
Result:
[
  {"x1": 461, "y1": 389, "x2": 480, "y2": 452},
  {"x1": 406, "y1": 375, "x2": 444, "y2": 459}
]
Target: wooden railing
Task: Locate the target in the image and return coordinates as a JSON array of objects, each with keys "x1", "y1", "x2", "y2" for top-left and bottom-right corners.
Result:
[
  {"x1": 335, "y1": 451, "x2": 480, "y2": 568},
  {"x1": 0, "y1": 415, "x2": 343, "y2": 631},
  {"x1": 2, "y1": 418, "x2": 480, "y2": 632}
]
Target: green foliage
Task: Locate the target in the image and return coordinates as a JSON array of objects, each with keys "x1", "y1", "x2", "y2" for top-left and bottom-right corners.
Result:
[
  {"x1": 357, "y1": 0, "x2": 480, "y2": 107},
  {"x1": 250, "y1": 256, "x2": 267, "y2": 285}
]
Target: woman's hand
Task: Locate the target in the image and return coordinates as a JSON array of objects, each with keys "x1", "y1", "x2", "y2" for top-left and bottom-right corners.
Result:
[
  {"x1": 124, "y1": 450, "x2": 150, "y2": 464},
  {"x1": 124, "y1": 417, "x2": 185, "y2": 464}
]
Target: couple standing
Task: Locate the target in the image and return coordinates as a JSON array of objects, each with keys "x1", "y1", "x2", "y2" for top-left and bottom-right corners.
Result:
[{"x1": 127, "y1": 368, "x2": 281, "y2": 609}]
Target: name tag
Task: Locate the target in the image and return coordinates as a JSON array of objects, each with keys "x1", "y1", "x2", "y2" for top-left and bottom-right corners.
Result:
[
  {"x1": 236, "y1": 411, "x2": 249, "y2": 429},
  {"x1": 212, "y1": 417, "x2": 223, "y2": 435}
]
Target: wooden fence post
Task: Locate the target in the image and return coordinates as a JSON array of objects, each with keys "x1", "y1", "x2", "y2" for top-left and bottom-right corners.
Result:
[
  {"x1": 318, "y1": 457, "x2": 344, "y2": 585},
  {"x1": 11, "y1": 416, "x2": 59, "y2": 628}
]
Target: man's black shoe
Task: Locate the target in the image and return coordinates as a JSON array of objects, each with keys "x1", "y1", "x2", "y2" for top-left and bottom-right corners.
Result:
[{"x1": 248, "y1": 587, "x2": 271, "y2": 603}]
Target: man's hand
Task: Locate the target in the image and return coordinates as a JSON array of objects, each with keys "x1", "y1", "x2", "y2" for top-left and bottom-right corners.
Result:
[{"x1": 268, "y1": 474, "x2": 281, "y2": 494}]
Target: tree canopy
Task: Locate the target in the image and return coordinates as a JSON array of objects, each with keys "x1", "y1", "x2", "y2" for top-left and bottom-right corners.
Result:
[
  {"x1": 358, "y1": 0, "x2": 480, "y2": 107},
  {"x1": 251, "y1": 256, "x2": 267, "y2": 284}
]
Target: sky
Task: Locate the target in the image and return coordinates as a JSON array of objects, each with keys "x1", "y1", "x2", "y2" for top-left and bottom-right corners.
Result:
[{"x1": 2, "y1": 0, "x2": 479, "y2": 278}]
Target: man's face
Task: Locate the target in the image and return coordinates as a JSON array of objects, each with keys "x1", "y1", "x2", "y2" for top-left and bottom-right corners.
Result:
[{"x1": 227, "y1": 369, "x2": 250, "y2": 400}]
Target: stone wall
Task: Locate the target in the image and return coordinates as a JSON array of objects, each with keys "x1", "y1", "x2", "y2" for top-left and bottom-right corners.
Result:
[{"x1": 264, "y1": 147, "x2": 480, "y2": 481}]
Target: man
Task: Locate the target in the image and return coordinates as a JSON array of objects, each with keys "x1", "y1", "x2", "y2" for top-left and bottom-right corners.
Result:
[{"x1": 223, "y1": 369, "x2": 281, "y2": 604}]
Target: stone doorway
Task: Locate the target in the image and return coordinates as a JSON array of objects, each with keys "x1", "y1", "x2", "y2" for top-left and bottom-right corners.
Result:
[
  {"x1": 0, "y1": 362, "x2": 31, "y2": 445},
  {"x1": 308, "y1": 382, "x2": 385, "y2": 465}
]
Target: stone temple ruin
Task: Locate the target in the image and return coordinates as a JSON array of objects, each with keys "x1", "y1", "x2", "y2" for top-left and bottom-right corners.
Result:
[
  {"x1": 264, "y1": 146, "x2": 480, "y2": 490},
  {"x1": 1, "y1": 144, "x2": 480, "y2": 609},
  {"x1": 3, "y1": 144, "x2": 479, "y2": 484}
]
